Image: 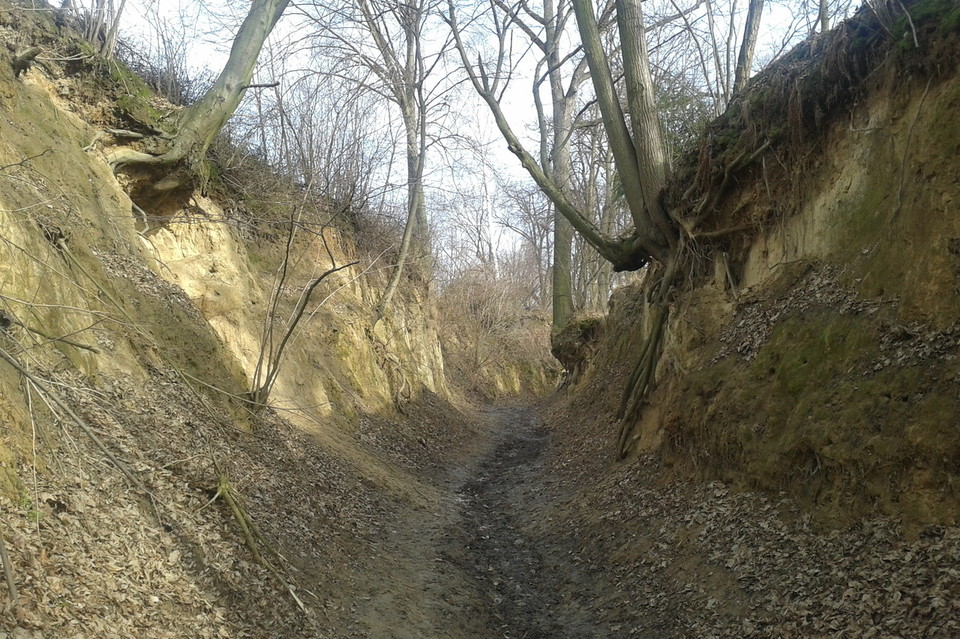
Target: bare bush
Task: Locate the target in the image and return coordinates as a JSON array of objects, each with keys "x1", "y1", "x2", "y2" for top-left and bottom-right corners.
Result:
[{"x1": 437, "y1": 265, "x2": 557, "y2": 399}]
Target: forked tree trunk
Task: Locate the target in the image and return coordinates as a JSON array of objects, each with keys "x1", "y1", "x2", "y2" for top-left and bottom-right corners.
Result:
[{"x1": 571, "y1": 0, "x2": 677, "y2": 262}]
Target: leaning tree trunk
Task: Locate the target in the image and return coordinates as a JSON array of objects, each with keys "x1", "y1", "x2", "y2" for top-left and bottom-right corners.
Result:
[
  {"x1": 169, "y1": 0, "x2": 289, "y2": 165},
  {"x1": 108, "y1": 0, "x2": 289, "y2": 187},
  {"x1": 571, "y1": 0, "x2": 681, "y2": 456}
]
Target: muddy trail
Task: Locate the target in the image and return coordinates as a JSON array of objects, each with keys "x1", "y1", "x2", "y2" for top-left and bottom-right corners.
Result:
[
  {"x1": 326, "y1": 400, "x2": 960, "y2": 639},
  {"x1": 339, "y1": 405, "x2": 646, "y2": 638}
]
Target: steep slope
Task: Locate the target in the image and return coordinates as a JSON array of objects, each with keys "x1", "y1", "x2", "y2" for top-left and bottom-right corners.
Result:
[
  {"x1": 0, "y1": 3, "x2": 474, "y2": 635},
  {"x1": 555, "y1": 0, "x2": 960, "y2": 528}
]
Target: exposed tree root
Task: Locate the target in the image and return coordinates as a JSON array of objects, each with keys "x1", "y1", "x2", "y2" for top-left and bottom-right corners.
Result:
[
  {"x1": 615, "y1": 254, "x2": 682, "y2": 459},
  {"x1": 106, "y1": 148, "x2": 176, "y2": 170},
  {"x1": 615, "y1": 301, "x2": 669, "y2": 458}
]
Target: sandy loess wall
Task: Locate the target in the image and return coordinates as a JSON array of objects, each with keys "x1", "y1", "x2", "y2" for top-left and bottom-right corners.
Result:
[
  {"x1": 569, "y1": 2, "x2": 960, "y2": 529},
  {"x1": 0, "y1": 7, "x2": 448, "y2": 508}
]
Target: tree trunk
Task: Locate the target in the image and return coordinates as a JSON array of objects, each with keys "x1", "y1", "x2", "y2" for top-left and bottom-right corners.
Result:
[
  {"x1": 448, "y1": 0, "x2": 662, "y2": 272},
  {"x1": 102, "y1": 0, "x2": 127, "y2": 59},
  {"x1": 553, "y1": 209, "x2": 574, "y2": 326},
  {"x1": 108, "y1": 0, "x2": 289, "y2": 182},
  {"x1": 374, "y1": 102, "x2": 426, "y2": 323},
  {"x1": 371, "y1": 1, "x2": 432, "y2": 323},
  {"x1": 544, "y1": 0, "x2": 578, "y2": 327},
  {"x1": 167, "y1": 0, "x2": 289, "y2": 166},
  {"x1": 571, "y1": 0, "x2": 676, "y2": 264},
  {"x1": 733, "y1": 0, "x2": 764, "y2": 94}
]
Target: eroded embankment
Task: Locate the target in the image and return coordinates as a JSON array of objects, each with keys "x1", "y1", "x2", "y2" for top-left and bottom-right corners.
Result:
[{"x1": 556, "y1": 0, "x2": 960, "y2": 528}]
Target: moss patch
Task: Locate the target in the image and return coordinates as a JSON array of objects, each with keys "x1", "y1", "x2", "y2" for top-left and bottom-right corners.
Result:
[{"x1": 659, "y1": 300, "x2": 960, "y2": 528}]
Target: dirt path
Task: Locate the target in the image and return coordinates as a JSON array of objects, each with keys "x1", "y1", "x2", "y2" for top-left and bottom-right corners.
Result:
[
  {"x1": 341, "y1": 404, "x2": 633, "y2": 638},
  {"x1": 305, "y1": 398, "x2": 960, "y2": 639}
]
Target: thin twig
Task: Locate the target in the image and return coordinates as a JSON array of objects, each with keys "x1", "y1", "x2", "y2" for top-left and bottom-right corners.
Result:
[
  {"x1": 896, "y1": 0, "x2": 919, "y2": 48},
  {"x1": 0, "y1": 150, "x2": 52, "y2": 173},
  {"x1": 2, "y1": 311, "x2": 100, "y2": 353},
  {"x1": 0, "y1": 346, "x2": 147, "y2": 497}
]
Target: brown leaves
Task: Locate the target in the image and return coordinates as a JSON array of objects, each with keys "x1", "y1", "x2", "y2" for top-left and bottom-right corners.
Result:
[{"x1": 535, "y1": 444, "x2": 960, "y2": 638}]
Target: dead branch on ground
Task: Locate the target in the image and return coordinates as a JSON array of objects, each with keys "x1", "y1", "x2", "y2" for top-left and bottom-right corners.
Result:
[
  {"x1": 0, "y1": 514, "x2": 18, "y2": 605},
  {"x1": 211, "y1": 460, "x2": 306, "y2": 612},
  {"x1": 0, "y1": 346, "x2": 156, "y2": 516},
  {"x1": 0, "y1": 310, "x2": 100, "y2": 353}
]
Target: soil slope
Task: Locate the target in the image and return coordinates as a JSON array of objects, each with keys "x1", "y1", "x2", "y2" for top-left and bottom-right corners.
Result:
[{"x1": 558, "y1": 0, "x2": 960, "y2": 528}]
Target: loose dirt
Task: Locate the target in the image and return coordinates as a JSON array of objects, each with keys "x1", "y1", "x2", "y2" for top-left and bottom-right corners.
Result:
[
  {"x1": 329, "y1": 400, "x2": 959, "y2": 639},
  {"x1": 338, "y1": 405, "x2": 627, "y2": 638}
]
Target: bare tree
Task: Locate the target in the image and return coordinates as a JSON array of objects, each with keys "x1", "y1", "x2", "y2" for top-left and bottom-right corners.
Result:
[
  {"x1": 302, "y1": 0, "x2": 456, "y2": 323},
  {"x1": 63, "y1": 0, "x2": 128, "y2": 58},
  {"x1": 493, "y1": 0, "x2": 593, "y2": 326},
  {"x1": 107, "y1": 0, "x2": 290, "y2": 192},
  {"x1": 450, "y1": 0, "x2": 785, "y2": 455},
  {"x1": 248, "y1": 199, "x2": 358, "y2": 408},
  {"x1": 448, "y1": 1, "x2": 668, "y2": 275},
  {"x1": 498, "y1": 178, "x2": 554, "y2": 308},
  {"x1": 568, "y1": 109, "x2": 622, "y2": 311}
]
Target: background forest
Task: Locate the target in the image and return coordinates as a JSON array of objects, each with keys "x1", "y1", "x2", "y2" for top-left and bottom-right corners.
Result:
[{"x1": 63, "y1": 0, "x2": 857, "y2": 325}]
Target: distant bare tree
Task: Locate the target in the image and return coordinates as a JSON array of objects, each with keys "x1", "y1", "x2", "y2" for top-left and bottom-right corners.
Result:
[{"x1": 302, "y1": 0, "x2": 456, "y2": 324}]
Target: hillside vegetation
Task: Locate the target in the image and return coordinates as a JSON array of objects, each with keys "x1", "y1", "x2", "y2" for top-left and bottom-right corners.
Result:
[{"x1": 554, "y1": 0, "x2": 960, "y2": 529}]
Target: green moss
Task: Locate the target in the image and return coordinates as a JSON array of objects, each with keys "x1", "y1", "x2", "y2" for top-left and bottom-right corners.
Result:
[
  {"x1": 115, "y1": 94, "x2": 164, "y2": 128},
  {"x1": 755, "y1": 315, "x2": 874, "y2": 395},
  {"x1": 108, "y1": 62, "x2": 173, "y2": 132},
  {"x1": 942, "y1": 6, "x2": 960, "y2": 33},
  {"x1": 663, "y1": 291, "x2": 960, "y2": 526},
  {"x1": 109, "y1": 62, "x2": 152, "y2": 100},
  {"x1": 888, "y1": 0, "x2": 960, "y2": 39}
]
